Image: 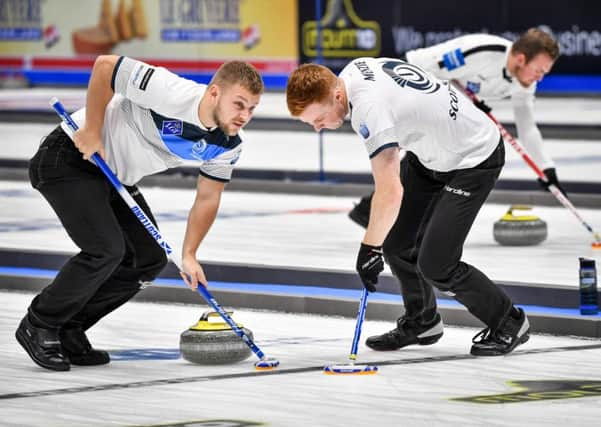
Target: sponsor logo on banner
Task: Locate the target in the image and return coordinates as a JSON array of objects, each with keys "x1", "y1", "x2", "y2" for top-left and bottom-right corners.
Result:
[
  {"x1": 160, "y1": 0, "x2": 243, "y2": 43},
  {"x1": 302, "y1": 0, "x2": 381, "y2": 58},
  {"x1": 0, "y1": 0, "x2": 43, "y2": 40}
]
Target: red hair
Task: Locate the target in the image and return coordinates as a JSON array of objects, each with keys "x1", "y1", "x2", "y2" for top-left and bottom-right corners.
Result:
[{"x1": 286, "y1": 63, "x2": 337, "y2": 116}]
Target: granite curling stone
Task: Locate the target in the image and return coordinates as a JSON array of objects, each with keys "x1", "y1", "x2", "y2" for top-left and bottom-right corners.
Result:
[
  {"x1": 180, "y1": 311, "x2": 253, "y2": 365},
  {"x1": 493, "y1": 205, "x2": 547, "y2": 246}
]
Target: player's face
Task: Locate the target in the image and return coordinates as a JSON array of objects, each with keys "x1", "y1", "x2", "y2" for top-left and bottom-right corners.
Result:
[
  {"x1": 514, "y1": 53, "x2": 554, "y2": 87},
  {"x1": 213, "y1": 84, "x2": 261, "y2": 135},
  {"x1": 298, "y1": 97, "x2": 347, "y2": 132}
]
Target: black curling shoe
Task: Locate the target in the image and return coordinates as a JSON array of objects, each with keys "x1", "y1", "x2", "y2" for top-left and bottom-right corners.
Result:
[
  {"x1": 60, "y1": 327, "x2": 110, "y2": 366},
  {"x1": 348, "y1": 196, "x2": 371, "y2": 228},
  {"x1": 470, "y1": 308, "x2": 530, "y2": 356},
  {"x1": 15, "y1": 315, "x2": 70, "y2": 371},
  {"x1": 366, "y1": 314, "x2": 444, "y2": 351}
]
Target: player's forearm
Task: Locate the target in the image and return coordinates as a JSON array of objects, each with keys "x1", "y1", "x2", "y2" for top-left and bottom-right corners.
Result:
[
  {"x1": 363, "y1": 183, "x2": 403, "y2": 246},
  {"x1": 84, "y1": 55, "x2": 119, "y2": 134},
  {"x1": 182, "y1": 201, "x2": 219, "y2": 260},
  {"x1": 513, "y1": 103, "x2": 554, "y2": 169}
]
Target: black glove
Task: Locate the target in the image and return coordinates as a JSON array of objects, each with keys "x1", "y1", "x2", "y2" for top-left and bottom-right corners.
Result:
[
  {"x1": 537, "y1": 167, "x2": 568, "y2": 196},
  {"x1": 473, "y1": 99, "x2": 492, "y2": 114},
  {"x1": 356, "y1": 243, "x2": 384, "y2": 292}
]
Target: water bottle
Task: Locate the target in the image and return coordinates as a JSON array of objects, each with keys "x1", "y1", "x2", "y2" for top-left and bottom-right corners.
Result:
[{"x1": 579, "y1": 257, "x2": 598, "y2": 315}]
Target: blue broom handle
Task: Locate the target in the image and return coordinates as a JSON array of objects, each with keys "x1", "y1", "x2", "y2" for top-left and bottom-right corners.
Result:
[{"x1": 349, "y1": 288, "x2": 369, "y2": 360}]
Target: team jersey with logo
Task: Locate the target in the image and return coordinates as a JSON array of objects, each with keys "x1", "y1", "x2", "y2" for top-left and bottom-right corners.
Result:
[
  {"x1": 60, "y1": 56, "x2": 243, "y2": 185},
  {"x1": 406, "y1": 34, "x2": 552, "y2": 169},
  {"x1": 339, "y1": 57, "x2": 500, "y2": 172}
]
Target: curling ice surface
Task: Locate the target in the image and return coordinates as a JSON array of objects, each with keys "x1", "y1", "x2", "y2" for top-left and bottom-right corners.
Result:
[{"x1": 2, "y1": 291, "x2": 600, "y2": 426}]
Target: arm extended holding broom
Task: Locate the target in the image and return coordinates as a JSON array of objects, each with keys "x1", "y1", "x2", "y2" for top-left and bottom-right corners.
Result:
[{"x1": 453, "y1": 82, "x2": 601, "y2": 247}]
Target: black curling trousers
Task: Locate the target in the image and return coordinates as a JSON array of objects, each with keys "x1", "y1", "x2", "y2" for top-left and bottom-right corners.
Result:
[
  {"x1": 383, "y1": 140, "x2": 513, "y2": 330},
  {"x1": 27, "y1": 126, "x2": 167, "y2": 330}
]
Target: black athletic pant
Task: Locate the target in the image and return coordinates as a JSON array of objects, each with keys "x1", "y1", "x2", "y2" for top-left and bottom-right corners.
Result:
[
  {"x1": 383, "y1": 140, "x2": 513, "y2": 330},
  {"x1": 27, "y1": 126, "x2": 167, "y2": 330}
]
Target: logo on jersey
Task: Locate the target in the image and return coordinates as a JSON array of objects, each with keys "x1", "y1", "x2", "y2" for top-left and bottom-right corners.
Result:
[
  {"x1": 139, "y1": 68, "x2": 155, "y2": 91},
  {"x1": 466, "y1": 81, "x2": 481, "y2": 94},
  {"x1": 381, "y1": 60, "x2": 440, "y2": 94},
  {"x1": 131, "y1": 65, "x2": 144, "y2": 87},
  {"x1": 442, "y1": 48, "x2": 465, "y2": 71},
  {"x1": 161, "y1": 120, "x2": 183, "y2": 136},
  {"x1": 191, "y1": 139, "x2": 208, "y2": 159},
  {"x1": 230, "y1": 151, "x2": 241, "y2": 165},
  {"x1": 354, "y1": 61, "x2": 375, "y2": 81},
  {"x1": 359, "y1": 123, "x2": 370, "y2": 139}
]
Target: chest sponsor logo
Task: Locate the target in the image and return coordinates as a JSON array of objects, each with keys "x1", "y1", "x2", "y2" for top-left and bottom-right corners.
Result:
[
  {"x1": 452, "y1": 380, "x2": 601, "y2": 404},
  {"x1": 161, "y1": 120, "x2": 183, "y2": 136},
  {"x1": 191, "y1": 139, "x2": 208, "y2": 159},
  {"x1": 466, "y1": 81, "x2": 481, "y2": 94},
  {"x1": 381, "y1": 60, "x2": 440, "y2": 94}
]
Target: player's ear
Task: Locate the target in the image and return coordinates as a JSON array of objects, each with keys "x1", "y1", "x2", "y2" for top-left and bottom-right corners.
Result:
[
  {"x1": 516, "y1": 52, "x2": 527, "y2": 66},
  {"x1": 334, "y1": 86, "x2": 344, "y2": 103},
  {"x1": 207, "y1": 84, "x2": 220, "y2": 103}
]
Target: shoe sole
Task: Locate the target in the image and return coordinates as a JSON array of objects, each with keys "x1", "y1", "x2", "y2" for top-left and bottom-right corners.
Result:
[
  {"x1": 417, "y1": 332, "x2": 443, "y2": 346},
  {"x1": 470, "y1": 329, "x2": 531, "y2": 357},
  {"x1": 15, "y1": 329, "x2": 70, "y2": 371},
  {"x1": 68, "y1": 354, "x2": 110, "y2": 366},
  {"x1": 366, "y1": 332, "x2": 443, "y2": 351}
]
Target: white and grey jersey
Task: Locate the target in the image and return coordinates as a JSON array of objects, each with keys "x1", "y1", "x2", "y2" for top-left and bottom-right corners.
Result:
[
  {"x1": 339, "y1": 57, "x2": 500, "y2": 172},
  {"x1": 406, "y1": 34, "x2": 552, "y2": 169},
  {"x1": 61, "y1": 56, "x2": 243, "y2": 186}
]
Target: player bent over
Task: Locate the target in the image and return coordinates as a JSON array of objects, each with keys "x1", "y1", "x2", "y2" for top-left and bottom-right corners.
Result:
[
  {"x1": 16, "y1": 56, "x2": 263, "y2": 370},
  {"x1": 286, "y1": 59, "x2": 529, "y2": 356},
  {"x1": 349, "y1": 28, "x2": 561, "y2": 228}
]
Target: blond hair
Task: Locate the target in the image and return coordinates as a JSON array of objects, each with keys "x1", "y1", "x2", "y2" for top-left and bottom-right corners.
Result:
[
  {"x1": 511, "y1": 28, "x2": 560, "y2": 62},
  {"x1": 210, "y1": 61, "x2": 264, "y2": 95}
]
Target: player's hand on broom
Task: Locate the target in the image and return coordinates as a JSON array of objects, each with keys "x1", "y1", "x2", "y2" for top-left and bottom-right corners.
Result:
[
  {"x1": 180, "y1": 255, "x2": 208, "y2": 290},
  {"x1": 356, "y1": 243, "x2": 384, "y2": 292},
  {"x1": 73, "y1": 126, "x2": 106, "y2": 160}
]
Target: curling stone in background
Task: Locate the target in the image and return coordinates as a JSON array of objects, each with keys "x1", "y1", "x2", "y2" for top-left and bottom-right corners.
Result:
[
  {"x1": 493, "y1": 205, "x2": 547, "y2": 246},
  {"x1": 180, "y1": 311, "x2": 253, "y2": 365}
]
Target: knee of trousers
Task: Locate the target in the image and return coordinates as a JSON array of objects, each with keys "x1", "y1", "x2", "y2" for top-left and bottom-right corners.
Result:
[
  {"x1": 416, "y1": 260, "x2": 470, "y2": 294},
  {"x1": 88, "y1": 241, "x2": 128, "y2": 275},
  {"x1": 383, "y1": 249, "x2": 416, "y2": 278},
  {"x1": 136, "y1": 249, "x2": 168, "y2": 281}
]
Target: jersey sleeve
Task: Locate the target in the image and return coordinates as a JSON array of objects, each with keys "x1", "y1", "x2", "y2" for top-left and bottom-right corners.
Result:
[
  {"x1": 353, "y1": 102, "x2": 399, "y2": 158},
  {"x1": 407, "y1": 38, "x2": 475, "y2": 81},
  {"x1": 511, "y1": 83, "x2": 553, "y2": 169},
  {"x1": 111, "y1": 56, "x2": 199, "y2": 117},
  {"x1": 198, "y1": 144, "x2": 242, "y2": 183}
]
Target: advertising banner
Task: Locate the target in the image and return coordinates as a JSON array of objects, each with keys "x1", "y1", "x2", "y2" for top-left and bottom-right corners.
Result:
[
  {"x1": 298, "y1": 0, "x2": 600, "y2": 91},
  {"x1": 0, "y1": 0, "x2": 298, "y2": 87}
]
